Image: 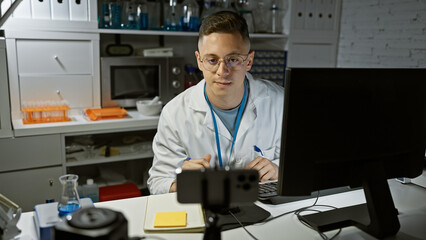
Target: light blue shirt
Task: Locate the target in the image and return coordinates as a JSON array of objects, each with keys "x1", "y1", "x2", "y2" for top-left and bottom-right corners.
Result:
[{"x1": 211, "y1": 79, "x2": 249, "y2": 135}]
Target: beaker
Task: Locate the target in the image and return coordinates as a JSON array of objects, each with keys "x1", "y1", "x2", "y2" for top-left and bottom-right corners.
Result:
[{"x1": 57, "y1": 174, "x2": 81, "y2": 217}]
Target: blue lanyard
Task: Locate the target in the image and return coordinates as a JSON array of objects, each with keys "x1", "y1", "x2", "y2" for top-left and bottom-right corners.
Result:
[{"x1": 204, "y1": 82, "x2": 247, "y2": 168}]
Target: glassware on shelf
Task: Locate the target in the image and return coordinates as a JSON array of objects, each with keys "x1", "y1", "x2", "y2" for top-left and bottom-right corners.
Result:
[
  {"x1": 100, "y1": 0, "x2": 111, "y2": 28},
  {"x1": 180, "y1": 0, "x2": 199, "y2": 32},
  {"x1": 57, "y1": 174, "x2": 81, "y2": 217},
  {"x1": 253, "y1": 0, "x2": 268, "y2": 33},
  {"x1": 235, "y1": 0, "x2": 255, "y2": 33},
  {"x1": 110, "y1": 0, "x2": 123, "y2": 29},
  {"x1": 137, "y1": 0, "x2": 149, "y2": 30},
  {"x1": 163, "y1": 0, "x2": 179, "y2": 31},
  {"x1": 200, "y1": 0, "x2": 217, "y2": 23},
  {"x1": 122, "y1": 0, "x2": 138, "y2": 29},
  {"x1": 270, "y1": 0, "x2": 279, "y2": 33}
]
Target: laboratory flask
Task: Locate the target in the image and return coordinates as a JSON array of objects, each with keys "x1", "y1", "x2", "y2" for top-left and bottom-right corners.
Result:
[{"x1": 57, "y1": 174, "x2": 81, "y2": 217}]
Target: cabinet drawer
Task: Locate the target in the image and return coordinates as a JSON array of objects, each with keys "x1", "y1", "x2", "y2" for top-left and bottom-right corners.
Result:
[
  {"x1": 16, "y1": 39, "x2": 92, "y2": 74},
  {"x1": 20, "y1": 75, "x2": 93, "y2": 108},
  {"x1": 0, "y1": 166, "x2": 62, "y2": 211},
  {"x1": 0, "y1": 134, "x2": 61, "y2": 172}
]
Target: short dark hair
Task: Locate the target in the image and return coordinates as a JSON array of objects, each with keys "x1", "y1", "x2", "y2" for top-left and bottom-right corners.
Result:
[{"x1": 198, "y1": 11, "x2": 250, "y2": 46}]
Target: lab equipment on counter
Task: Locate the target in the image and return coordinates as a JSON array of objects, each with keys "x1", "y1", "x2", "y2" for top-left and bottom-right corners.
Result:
[
  {"x1": 21, "y1": 100, "x2": 71, "y2": 124},
  {"x1": 85, "y1": 107, "x2": 127, "y2": 121},
  {"x1": 77, "y1": 179, "x2": 99, "y2": 203},
  {"x1": 57, "y1": 174, "x2": 81, "y2": 217},
  {"x1": 35, "y1": 198, "x2": 94, "y2": 240},
  {"x1": 0, "y1": 194, "x2": 21, "y2": 240},
  {"x1": 136, "y1": 98, "x2": 163, "y2": 116},
  {"x1": 54, "y1": 208, "x2": 128, "y2": 240}
]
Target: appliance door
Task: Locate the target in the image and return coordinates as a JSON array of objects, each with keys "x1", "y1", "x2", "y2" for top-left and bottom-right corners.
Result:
[
  {"x1": 102, "y1": 57, "x2": 166, "y2": 108},
  {"x1": 0, "y1": 38, "x2": 13, "y2": 138}
]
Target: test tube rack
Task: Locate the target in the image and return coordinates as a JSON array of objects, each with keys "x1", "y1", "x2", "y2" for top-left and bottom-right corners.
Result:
[{"x1": 21, "y1": 102, "x2": 71, "y2": 124}]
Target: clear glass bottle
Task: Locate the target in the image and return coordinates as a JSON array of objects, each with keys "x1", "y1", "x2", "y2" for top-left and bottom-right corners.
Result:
[
  {"x1": 163, "y1": 0, "x2": 179, "y2": 31},
  {"x1": 122, "y1": 0, "x2": 138, "y2": 29},
  {"x1": 200, "y1": 0, "x2": 216, "y2": 23},
  {"x1": 57, "y1": 174, "x2": 81, "y2": 217},
  {"x1": 254, "y1": 0, "x2": 268, "y2": 33},
  {"x1": 137, "y1": 0, "x2": 149, "y2": 30},
  {"x1": 180, "y1": 0, "x2": 199, "y2": 32},
  {"x1": 100, "y1": 0, "x2": 111, "y2": 28}
]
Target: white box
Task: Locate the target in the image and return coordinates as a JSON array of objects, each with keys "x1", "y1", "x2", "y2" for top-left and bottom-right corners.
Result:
[
  {"x1": 69, "y1": 0, "x2": 87, "y2": 21},
  {"x1": 12, "y1": 0, "x2": 32, "y2": 19},
  {"x1": 50, "y1": 0, "x2": 69, "y2": 20},
  {"x1": 31, "y1": 0, "x2": 51, "y2": 19}
]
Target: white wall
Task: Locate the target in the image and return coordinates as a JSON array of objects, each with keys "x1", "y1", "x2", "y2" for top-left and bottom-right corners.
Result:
[{"x1": 337, "y1": 0, "x2": 426, "y2": 68}]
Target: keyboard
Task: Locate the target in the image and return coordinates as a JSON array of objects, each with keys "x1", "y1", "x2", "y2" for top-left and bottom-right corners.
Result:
[{"x1": 258, "y1": 181, "x2": 357, "y2": 205}]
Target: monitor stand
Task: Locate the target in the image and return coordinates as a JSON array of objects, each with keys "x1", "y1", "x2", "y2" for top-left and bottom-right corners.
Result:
[{"x1": 298, "y1": 162, "x2": 400, "y2": 238}]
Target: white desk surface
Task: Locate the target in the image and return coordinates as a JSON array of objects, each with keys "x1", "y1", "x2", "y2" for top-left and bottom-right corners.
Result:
[{"x1": 16, "y1": 179, "x2": 426, "y2": 240}]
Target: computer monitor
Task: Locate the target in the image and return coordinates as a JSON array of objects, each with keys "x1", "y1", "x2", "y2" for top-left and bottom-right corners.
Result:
[{"x1": 277, "y1": 68, "x2": 426, "y2": 238}]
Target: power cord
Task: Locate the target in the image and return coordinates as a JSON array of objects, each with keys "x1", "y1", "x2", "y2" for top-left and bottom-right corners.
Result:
[
  {"x1": 228, "y1": 191, "x2": 342, "y2": 240},
  {"x1": 228, "y1": 210, "x2": 260, "y2": 240}
]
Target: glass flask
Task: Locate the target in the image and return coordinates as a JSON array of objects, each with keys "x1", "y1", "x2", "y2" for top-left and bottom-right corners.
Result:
[{"x1": 57, "y1": 174, "x2": 81, "y2": 217}]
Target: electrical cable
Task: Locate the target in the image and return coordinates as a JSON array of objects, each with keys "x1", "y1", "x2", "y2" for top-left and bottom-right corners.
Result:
[{"x1": 228, "y1": 210, "x2": 260, "y2": 240}]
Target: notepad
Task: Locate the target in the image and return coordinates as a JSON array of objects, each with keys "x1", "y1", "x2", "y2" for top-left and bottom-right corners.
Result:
[
  {"x1": 143, "y1": 193, "x2": 205, "y2": 233},
  {"x1": 154, "y1": 211, "x2": 187, "y2": 228}
]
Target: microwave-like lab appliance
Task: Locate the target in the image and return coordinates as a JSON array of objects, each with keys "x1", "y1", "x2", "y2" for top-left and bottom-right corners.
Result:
[{"x1": 101, "y1": 56, "x2": 185, "y2": 108}]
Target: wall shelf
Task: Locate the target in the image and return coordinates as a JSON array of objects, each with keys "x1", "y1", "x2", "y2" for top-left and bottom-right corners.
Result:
[{"x1": 98, "y1": 28, "x2": 287, "y2": 39}]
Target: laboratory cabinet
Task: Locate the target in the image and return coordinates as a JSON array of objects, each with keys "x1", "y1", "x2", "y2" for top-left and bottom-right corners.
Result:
[
  {"x1": 62, "y1": 128, "x2": 157, "y2": 192},
  {"x1": 4, "y1": 30, "x2": 101, "y2": 121},
  {"x1": 0, "y1": 134, "x2": 62, "y2": 212},
  {"x1": 0, "y1": 0, "x2": 343, "y2": 211},
  {"x1": 0, "y1": 37, "x2": 12, "y2": 138},
  {"x1": 0, "y1": 166, "x2": 62, "y2": 212}
]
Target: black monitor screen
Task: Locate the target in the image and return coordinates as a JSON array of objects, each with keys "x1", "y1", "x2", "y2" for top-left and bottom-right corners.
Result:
[{"x1": 277, "y1": 68, "x2": 426, "y2": 238}]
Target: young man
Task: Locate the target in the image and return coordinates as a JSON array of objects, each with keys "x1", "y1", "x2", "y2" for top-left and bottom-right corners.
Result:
[{"x1": 148, "y1": 11, "x2": 284, "y2": 194}]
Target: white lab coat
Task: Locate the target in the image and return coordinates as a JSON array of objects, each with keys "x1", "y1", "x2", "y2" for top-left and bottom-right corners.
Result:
[{"x1": 148, "y1": 73, "x2": 284, "y2": 194}]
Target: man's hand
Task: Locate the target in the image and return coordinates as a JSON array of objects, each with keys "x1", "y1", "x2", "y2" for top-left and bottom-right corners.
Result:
[
  {"x1": 181, "y1": 154, "x2": 212, "y2": 170},
  {"x1": 245, "y1": 157, "x2": 279, "y2": 182},
  {"x1": 169, "y1": 154, "x2": 212, "y2": 193}
]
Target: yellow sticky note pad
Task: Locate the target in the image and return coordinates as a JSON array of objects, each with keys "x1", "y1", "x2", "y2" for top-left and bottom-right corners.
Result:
[{"x1": 154, "y1": 211, "x2": 187, "y2": 228}]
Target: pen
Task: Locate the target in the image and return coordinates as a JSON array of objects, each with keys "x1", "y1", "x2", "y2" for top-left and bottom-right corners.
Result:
[{"x1": 254, "y1": 145, "x2": 264, "y2": 156}]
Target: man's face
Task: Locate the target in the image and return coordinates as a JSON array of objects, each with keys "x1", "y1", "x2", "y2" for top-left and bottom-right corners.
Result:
[{"x1": 195, "y1": 32, "x2": 254, "y2": 105}]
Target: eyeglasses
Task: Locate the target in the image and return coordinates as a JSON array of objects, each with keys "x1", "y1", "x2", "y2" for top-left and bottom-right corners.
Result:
[{"x1": 199, "y1": 54, "x2": 249, "y2": 72}]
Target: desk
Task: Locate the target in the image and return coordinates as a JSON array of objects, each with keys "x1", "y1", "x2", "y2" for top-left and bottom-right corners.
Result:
[{"x1": 16, "y1": 180, "x2": 426, "y2": 240}]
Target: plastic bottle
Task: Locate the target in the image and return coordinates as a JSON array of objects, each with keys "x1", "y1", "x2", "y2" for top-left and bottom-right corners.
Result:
[
  {"x1": 137, "y1": 0, "x2": 149, "y2": 30},
  {"x1": 180, "y1": 0, "x2": 199, "y2": 32},
  {"x1": 77, "y1": 179, "x2": 99, "y2": 203},
  {"x1": 184, "y1": 66, "x2": 199, "y2": 89}
]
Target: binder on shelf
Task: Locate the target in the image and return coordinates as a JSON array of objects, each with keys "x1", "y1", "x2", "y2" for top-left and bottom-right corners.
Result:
[
  {"x1": 143, "y1": 193, "x2": 205, "y2": 233},
  {"x1": 69, "y1": 0, "x2": 88, "y2": 21},
  {"x1": 50, "y1": 0, "x2": 69, "y2": 20},
  {"x1": 31, "y1": 0, "x2": 51, "y2": 20}
]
